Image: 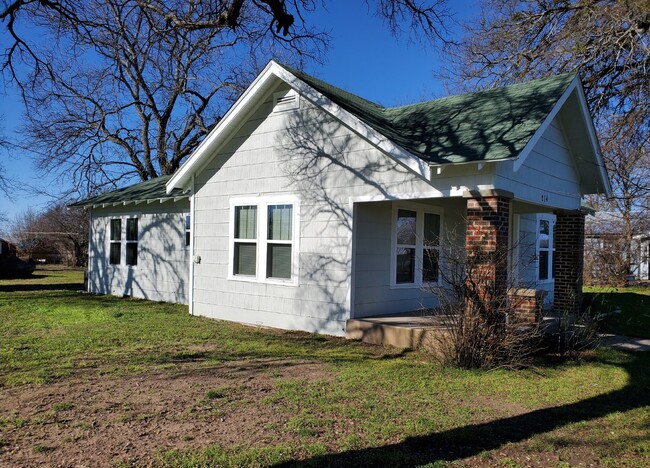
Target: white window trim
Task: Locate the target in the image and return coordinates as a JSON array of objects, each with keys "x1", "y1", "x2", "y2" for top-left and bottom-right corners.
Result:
[
  {"x1": 390, "y1": 202, "x2": 443, "y2": 289},
  {"x1": 536, "y1": 213, "x2": 556, "y2": 283},
  {"x1": 228, "y1": 195, "x2": 300, "y2": 286},
  {"x1": 107, "y1": 213, "x2": 141, "y2": 269}
]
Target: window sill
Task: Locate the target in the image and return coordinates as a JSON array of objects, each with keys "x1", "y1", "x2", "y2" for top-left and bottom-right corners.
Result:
[
  {"x1": 536, "y1": 279, "x2": 555, "y2": 285},
  {"x1": 390, "y1": 283, "x2": 421, "y2": 290},
  {"x1": 228, "y1": 275, "x2": 299, "y2": 287},
  {"x1": 389, "y1": 281, "x2": 440, "y2": 290}
]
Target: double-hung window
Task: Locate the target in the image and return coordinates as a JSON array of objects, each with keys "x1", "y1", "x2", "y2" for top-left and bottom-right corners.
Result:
[
  {"x1": 267, "y1": 205, "x2": 293, "y2": 279},
  {"x1": 125, "y1": 218, "x2": 138, "y2": 266},
  {"x1": 392, "y1": 204, "x2": 442, "y2": 287},
  {"x1": 233, "y1": 205, "x2": 258, "y2": 276},
  {"x1": 108, "y1": 217, "x2": 138, "y2": 266},
  {"x1": 109, "y1": 219, "x2": 122, "y2": 265},
  {"x1": 537, "y1": 214, "x2": 555, "y2": 281},
  {"x1": 230, "y1": 198, "x2": 298, "y2": 283}
]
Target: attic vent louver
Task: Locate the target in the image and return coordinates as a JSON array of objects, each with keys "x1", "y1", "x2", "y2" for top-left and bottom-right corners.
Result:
[{"x1": 273, "y1": 90, "x2": 299, "y2": 112}]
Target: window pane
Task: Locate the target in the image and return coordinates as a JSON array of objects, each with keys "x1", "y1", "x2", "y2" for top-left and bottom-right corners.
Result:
[
  {"x1": 396, "y1": 209, "x2": 416, "y2": 245},
  {"x1": 539, "y1": 250, "x2": 549, "y2": 280},
  {"x1": 539, "y1": 219, "x2": 550, "y2": 236},
  {"x1": 423, "y1": 248, "x2": 439, "y2": 282},
  {"x1": 126, "y1": 218, "x2": 138, "y2": 241},
  {"x1": 424, "y1": 213, "x2": 440, "y2": 246},
  {"x1": 235, "y1": 206, "x2": 257, "y2": 239},
  {"x1": 234, "y1": 243, "x2": 256, "y2": 275},
  {"x1": 396, "y1": 247, "x2": 415, "y2": 283},
  {"x1": 267, "y1": 244, "x2": 292, "y2": 279},
  {"x1": 185, "y1": 215, "x2": 191, "y2": 231},
  {"x1": 185, "y1": 231, "x2": 191, "y2": 247},
  {"x1": 110, "y1": 219, "x2": 121, "y2": 241},
  {"x1": 110, "y1": 243, "x2": 121, "y2": 265},
  {"x1": 268, "y1": 205, "x2": 292, "y2": 241},
  {"x1": 552, "y1": 252, "x2": 556, "y2": 279},
  {"x1": 126, "y1": 243, "x2": 138, "y2": 266}
]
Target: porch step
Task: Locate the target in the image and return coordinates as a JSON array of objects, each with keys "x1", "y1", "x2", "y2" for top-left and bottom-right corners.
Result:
[{"x1": 346, "y1": 314, "x2": 449, "y2": 349}]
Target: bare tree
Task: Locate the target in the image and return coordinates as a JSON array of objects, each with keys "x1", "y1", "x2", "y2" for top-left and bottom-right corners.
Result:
[
  {"x1": 442, "y1": 0, "x2": 649, "y2": 282},
  {"x1": 1, "y1": 1, "x2": 451, "y2": 195},
  {"x1": 8, "y1": 208, "x2": 42, "y2": 258},
  {"x1": 0, "y1": 117, "x2": 10, "y2": 198},
  {"x1": 7, "y1": 203, "x2": 88, "y2": 266}
]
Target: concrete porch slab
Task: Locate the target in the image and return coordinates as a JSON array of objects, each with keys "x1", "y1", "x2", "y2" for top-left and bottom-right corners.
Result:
[{"x1": 346, "y1": 312, "x2": 451, "y2": 349}]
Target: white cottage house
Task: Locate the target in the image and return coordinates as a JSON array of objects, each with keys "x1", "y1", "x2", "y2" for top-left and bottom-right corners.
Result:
[{"x1": 73, "y1": 61, "x2": 610, "y2": 337}]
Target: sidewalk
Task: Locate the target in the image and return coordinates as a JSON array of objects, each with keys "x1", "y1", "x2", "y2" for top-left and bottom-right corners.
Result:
[{"x1": 598, "y1": 334, "x2": 650, "y2": 352}]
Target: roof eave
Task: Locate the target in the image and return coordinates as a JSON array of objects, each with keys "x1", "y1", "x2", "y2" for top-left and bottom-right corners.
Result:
[{"x1": 70, "y1": 193, "x2": 190, "y2": 209}]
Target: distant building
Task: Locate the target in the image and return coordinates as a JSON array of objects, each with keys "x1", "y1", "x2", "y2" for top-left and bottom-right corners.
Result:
[
  {"x1": 584, "y1": 211, "x2": 650, "y2": 284},
  {"x1": 0, "y1": 238, "x2": 17, "y2": 259}
]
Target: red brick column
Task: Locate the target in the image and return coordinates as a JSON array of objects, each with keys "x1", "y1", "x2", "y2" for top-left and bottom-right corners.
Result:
[
  {"x1": 464, "y1": 190, "x2": 512, "y2": 305},
  {"x1": 554, "y1": 210, "x2": 586, "y2": 315}
]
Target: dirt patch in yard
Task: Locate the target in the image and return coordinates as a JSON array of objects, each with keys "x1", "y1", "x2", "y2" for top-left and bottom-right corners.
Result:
[{"x1": 0, "y1": 359, "x2": 330, "y2": 467}]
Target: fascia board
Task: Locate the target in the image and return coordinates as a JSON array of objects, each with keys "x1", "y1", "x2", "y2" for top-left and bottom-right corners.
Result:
[
  {"x1": 166, "y1": 61, "x2": 278, "y2": 193},
  {"x1": 574, "y1": 81, "x2": 612, "y2": 196}
]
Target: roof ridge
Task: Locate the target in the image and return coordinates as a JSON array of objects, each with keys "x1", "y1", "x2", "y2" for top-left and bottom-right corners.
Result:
[
  {"x1": 387, "y1": 72, "x2": 578, "y2": 111},
  {"x1": 273, "y1": 61, "x2": 385, "y2": 111}
]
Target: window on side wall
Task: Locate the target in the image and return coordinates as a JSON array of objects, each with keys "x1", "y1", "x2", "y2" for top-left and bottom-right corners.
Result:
[
  {"x1": 230, "y1": 199, "x2": 298, "y2": 283},
  {"x1": 185, "y1": 214, "x2": 191, "y2": 247},
  {"x1": 125, "y1": 218, "x2": 138, "y2": 266},
  {"x1": 109, "y1": 218, "x2": 121, "y2": 265},
  {"x1": 392, "y1": 205, "x2": 442, "y2": 287},
  {"x1": 267, "y1": 204, "x2": 293, "y2": 279},
  {"x1": 233, "y1": 205, "x2": 257, "y2": 276},
  {"x1": 537, "y1": 214, "x2": 555, "y2": 281}
]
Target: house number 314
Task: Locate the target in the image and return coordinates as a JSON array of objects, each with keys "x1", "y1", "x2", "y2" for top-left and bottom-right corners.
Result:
[{"x1": 541, "y1": 194, "x2": 549, "y2": 202}]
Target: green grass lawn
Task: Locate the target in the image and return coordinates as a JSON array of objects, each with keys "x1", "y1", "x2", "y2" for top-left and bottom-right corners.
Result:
[
  {"x1": 1, "y1": 267, "x2": 649, "y2": 467},
  {"x1": 584, "y1": 286, "x2": 650, "y2": 339}
]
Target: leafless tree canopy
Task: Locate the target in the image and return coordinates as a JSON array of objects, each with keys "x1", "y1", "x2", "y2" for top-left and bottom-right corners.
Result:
[
  {"x1": 0, "y1": 0, "x2": 450, "y2": 196},
  {"x1": 7, "y1": 203, "x2": 88, "y2": 266},
  {"x1": 444, "y1": 0, "x2": 650, "y2": 284}
]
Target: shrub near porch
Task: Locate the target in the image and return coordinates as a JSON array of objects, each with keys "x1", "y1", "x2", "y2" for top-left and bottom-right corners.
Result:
[{"x1": 0, "y1": 267, "x2": 648, "y2": 467}]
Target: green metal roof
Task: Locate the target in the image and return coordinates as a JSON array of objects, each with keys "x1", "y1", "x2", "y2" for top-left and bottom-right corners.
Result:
[
  {"x1": 279, "y1": 63, "x2": 576, "y2": 164},
  {"x1": 70, "y1": 175, "x2": 188, "y2": 207},
  {"x1": 72, "y1": 66, "x2": 577, "y2": 207}
]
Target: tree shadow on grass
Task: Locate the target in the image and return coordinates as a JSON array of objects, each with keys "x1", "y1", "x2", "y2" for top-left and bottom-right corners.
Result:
[
  {"x1": 274, "y1": 351, "x2": 650, "y2": 467},
  {"x1": 0, "y1": 282, "x2": 84, "y2": 293}
]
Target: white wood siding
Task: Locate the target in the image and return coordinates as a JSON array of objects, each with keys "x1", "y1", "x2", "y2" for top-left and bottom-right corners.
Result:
[
  {"x1": 496, "y1": 118, "x2": 582, "y2": 210},
  {"x1": 88, "y1": 202, "x2": 190, "y2": 304},
  {"x1": 192, "y1": 81, "x2": 439, "y2": 336}
]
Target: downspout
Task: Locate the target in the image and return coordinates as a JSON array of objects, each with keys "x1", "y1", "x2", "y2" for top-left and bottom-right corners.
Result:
[{"x1": 189, "y1": 174, "x2": 196, "y2": 315}]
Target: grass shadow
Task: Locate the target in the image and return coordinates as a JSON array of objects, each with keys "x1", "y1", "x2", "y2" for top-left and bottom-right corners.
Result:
[
  {"x1": 274, "y1": 350, "x2": 650, "y2": 467},
  {"x1": 0, "y1": 282, "x2": 84, "y2": 293}
]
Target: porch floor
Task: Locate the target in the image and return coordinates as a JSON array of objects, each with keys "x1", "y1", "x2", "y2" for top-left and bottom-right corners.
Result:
[
  {"x1": 346, "y1": 312, "x2": 452, "y2": 349},
  {"x1": 346, "y1": 312, "x2": 560, "y2": 349}
]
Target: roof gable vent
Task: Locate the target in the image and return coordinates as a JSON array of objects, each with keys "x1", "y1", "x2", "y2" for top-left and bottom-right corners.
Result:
[{"x1": 273, "y1": 90, "x2": 299, "y2": 113}]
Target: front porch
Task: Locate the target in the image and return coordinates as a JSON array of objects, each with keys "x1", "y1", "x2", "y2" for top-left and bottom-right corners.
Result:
[
  {"x1": 346, "y1": 310, "x2": 563, "y2": 349},
  {"x1": 350, "y1": 191, "x2": 587, "y2": 329}
]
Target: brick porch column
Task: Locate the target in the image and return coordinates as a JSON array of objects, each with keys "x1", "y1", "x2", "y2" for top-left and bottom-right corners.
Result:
[
  {"x1": 464, "y1": 190, "x2": 513, "y2": 306},
  {"x1": 553, "y1": 209, "x2": 586, "y2": 315}
]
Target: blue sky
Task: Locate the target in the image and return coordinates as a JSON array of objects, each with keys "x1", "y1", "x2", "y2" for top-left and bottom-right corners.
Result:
[{"x1": 0, "y1": 0, "x2": 476, "y2": 229}]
